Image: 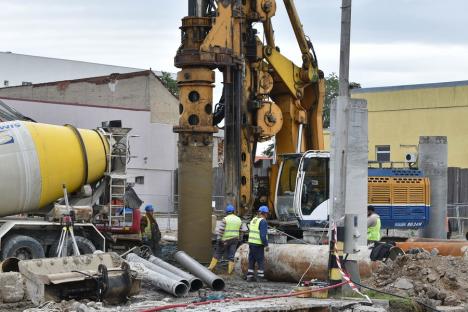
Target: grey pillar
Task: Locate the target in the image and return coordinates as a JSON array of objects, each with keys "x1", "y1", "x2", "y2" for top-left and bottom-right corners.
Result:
[
  {"x1": 344, "y1": 99, "x2": 368, "y2": 249},
  {"x1": 330, "y1": 97, "x2": 368, "y2": 249},
  {"x1": 329, "y1": 96, "x2": 349, "y2": 228},
  {"x1": 419, "y1": 136, "x2": 448, "y2": 239}
]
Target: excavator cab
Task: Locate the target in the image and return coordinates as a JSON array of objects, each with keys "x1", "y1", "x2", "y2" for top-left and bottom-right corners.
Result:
[{"x1": 275, "y1": 151, "x2": 330, "y2": 227}]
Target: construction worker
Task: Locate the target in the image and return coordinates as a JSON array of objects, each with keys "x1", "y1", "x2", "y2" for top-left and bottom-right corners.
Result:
[
  {"x1": 246, "y1": 205, "x2": 269, "y2": 282},
  {"x1": 140, "y1": 204, "x2": 161, "y2": 256},
  {"x1": 208, "y1": 204, "x2": 242, "y2": 274},
  {"x1": 367, "y1": 205, "x2": 381, "y2": 244}
]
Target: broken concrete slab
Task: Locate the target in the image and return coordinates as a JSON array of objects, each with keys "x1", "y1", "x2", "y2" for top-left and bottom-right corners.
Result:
[
  {"x1": 435, "y1": 306, "x2": 468, "y2": 312},
  {"x1": 393, "y1": 277, "x2": 414, "y2": 290},
  {"x1": 0, "y1": 272, "x2": 24, "y2": 303},
  {"x1": 352, "y1": 306, "x2": 387, "y2": 312}
]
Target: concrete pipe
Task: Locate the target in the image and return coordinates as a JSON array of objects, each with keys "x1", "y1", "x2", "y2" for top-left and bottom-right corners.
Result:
[
  {"x1": 1, "y1": 257, "x2": 20, "y2": 272},
  {"x1": 0, "y1": 121, "x2": 109, "y2": 216},
  {"x1": 148, "y1": 255, "x2": 203, "y2": 291},
  {"x1": 174, "y1": 251, "x2": 225, "y2": 291},
  {"x1": 396, "y1": 241, "x2": 468, "y2": 257},
  {"x1": 126, "y1": 253, "x2": 189, "y2": 287},
  {"x1": 235, "y1": 243, "x2": 377, "y2": 282},
  {"x1": 406, "y1": 237, "x2": 467, "y2": 243},
  {"x1": 129, "y1": 262, "x2": 188, "y2": 297}
]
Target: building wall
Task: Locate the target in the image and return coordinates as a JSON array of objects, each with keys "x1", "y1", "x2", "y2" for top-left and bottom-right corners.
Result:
[
  {"x1": 0, "y1": 52, "x2": 145, "y2": 87},
  {"x1": 0, "y1": 71, "x2": 179, "y2": 125},
  {"x1": 1, "y1": 98, "x2": 177, "y2": 212},
  {"x1": 352, "y1": 81, "x2": 468, "y2": 168}
]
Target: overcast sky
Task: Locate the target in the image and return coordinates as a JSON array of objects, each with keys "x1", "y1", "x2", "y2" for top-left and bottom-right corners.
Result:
[{"x1": 1, "y1": 0, "x2": 467, "y2": 87}]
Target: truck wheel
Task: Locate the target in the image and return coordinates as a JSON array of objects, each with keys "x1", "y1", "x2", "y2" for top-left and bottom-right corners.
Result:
[
  {"x1": 48, "y1": 236, "x2": 96, "y2": 257},
  {"x1": 74, "y1": 236, "x2": 96, "y2": 255},
  {"x1": 1, "y1": 235, "x2": 45, "y2": 260}
]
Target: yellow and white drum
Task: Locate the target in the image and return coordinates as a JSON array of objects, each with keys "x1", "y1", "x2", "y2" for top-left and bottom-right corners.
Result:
[{"x1": 0, "y1": 121, "x2": 109, "y2": 216}]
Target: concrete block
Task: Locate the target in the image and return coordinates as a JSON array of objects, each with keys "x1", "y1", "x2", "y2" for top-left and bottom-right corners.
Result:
[
  {"x1": 353, "y1": 306, "x2": 386, "y2": 312},
  {"x1": 0, "y1": 272, "x2": 25, "y2": 303},
  {"x1": 436, "y1": 306, "x2": 467, "y2": 312}
]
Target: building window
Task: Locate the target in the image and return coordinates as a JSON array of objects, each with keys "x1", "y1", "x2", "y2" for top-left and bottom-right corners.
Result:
[
  {"x1": 135, "y1": 176, "x2": 145, "y2": 185},
  {"x1": 376, "y1": 145, "x2": 390, "y2": 162},
  {"x1": 22, "y1": 81, "x2": 32, "y2": 86},
  {"x1": 3, "y1": 80, "x2": 9, "y2": 87}
]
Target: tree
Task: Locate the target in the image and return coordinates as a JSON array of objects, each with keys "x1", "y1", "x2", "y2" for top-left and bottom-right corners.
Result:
[
  {"x1": 159, "y1": 71, "x2": 179, "y2": 98},
  {"x1": 323, "y1": 72, "x2": 361, "y2": 128}
]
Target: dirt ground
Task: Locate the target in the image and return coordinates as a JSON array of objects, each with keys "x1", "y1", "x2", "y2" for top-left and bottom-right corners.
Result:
[
  {"x1": 3, "y1": 243, "x2": 467, "y2": 311},
  {"x1": 366, "y1": 251, "x2": 468, "y2": 308}
]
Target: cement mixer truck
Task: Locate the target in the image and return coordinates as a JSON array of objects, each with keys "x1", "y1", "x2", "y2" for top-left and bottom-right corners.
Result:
[{"x1": 0, "y1": 120, "x2": 144, "y2": 260}]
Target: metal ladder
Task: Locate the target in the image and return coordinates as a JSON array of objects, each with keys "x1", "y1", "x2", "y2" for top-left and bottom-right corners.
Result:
[{"x1": 104, "y1": 129, "x2": 133, "y2": 227}]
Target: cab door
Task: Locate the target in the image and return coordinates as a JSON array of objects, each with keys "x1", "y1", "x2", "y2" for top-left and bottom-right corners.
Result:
[{"x1": 294, "y1": 151, "x2": 330, "y2": 222}]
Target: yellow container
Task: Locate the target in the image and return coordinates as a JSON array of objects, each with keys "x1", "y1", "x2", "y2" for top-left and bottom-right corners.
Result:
[
  {"x1": 310, "y1": 285, "x2": 328, "y2": 299},
  {"x1": 294, "y1": 286, "x2": 312, "y2": 298}
]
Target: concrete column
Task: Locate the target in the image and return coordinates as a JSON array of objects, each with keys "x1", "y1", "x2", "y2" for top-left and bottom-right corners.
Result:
[
  {"x1": 329, "y1": 97, "x2": 368, "y2": 248},
  {"x1": 329, "y1": 96, "x2": 349, "y2": 228},
  {"x1": 419, "y1": 136, "x2": 448, "y2": 239},
  {"x1": 344, "y1": 99, "x2": 368, "y2": 249}
]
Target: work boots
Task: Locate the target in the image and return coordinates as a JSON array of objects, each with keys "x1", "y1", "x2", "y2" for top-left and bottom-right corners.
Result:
[
  {"x1": 228, "y1": 261, "x2": 235, "y2": 274},
  {"x1": 207, "y1": 258, "x2": 218, "y2": 271}
]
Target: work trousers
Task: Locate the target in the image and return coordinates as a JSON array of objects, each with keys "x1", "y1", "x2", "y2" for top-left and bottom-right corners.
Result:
[
  {"x1": 143, "y1": 237, "x2": 161, "y2": 257},
  {"x1": 247, "y1": 244, "x2": 265, "y2": 277},
  {"x1": 214, "y1": 238, "x2": 238, "y2": 261}
]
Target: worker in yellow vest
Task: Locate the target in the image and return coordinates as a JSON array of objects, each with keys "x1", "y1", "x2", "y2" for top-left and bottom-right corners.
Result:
[
  {"x1": 246, "y1": 205, "x2": 269, "y2": 282},
  {"x1": 140, "y1": 204, "x2": 161, "y2": 256},
  {"x1": 208, "y1": 204, "x2": 242, "y2": 274},
  {"x1": 367, "y1": 205, "x2": 381, "y2": 244}
]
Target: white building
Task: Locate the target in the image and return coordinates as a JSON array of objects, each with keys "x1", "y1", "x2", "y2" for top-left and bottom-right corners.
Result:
[
  {"x1": 0, "y1": 70, "x2": 178, "y2": 213},
  {"x1": 0, "y1": 51, "x2": 161, "y2": 87}
]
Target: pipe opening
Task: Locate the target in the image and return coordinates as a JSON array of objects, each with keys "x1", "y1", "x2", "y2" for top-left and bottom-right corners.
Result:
[
  {"x1": 174, "y1": 283, "x2": 189, "y2": 297},
  {"x1": 1, "y1": 257, "x2": 19, "y2": 272},
  {"x1": 211, "y1": 278, "x2": 225, "y2": 291},
  {"x1": 190, "y1": 278, "x2": 204, "y2": 291},
  {"x1": 181, "y1": 279, "x2": 190, "y2": 287}
]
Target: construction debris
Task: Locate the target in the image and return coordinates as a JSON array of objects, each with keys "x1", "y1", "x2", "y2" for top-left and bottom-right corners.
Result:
[
  {"x1": 366, "y1": 251, "x2": 468, "y2": 307},
  {"x1": 18, "y1": 253, "x2": 140, "y2": 305},
  {"x1": 0, "y1": 272, "x2": 24, "y2": 303}
]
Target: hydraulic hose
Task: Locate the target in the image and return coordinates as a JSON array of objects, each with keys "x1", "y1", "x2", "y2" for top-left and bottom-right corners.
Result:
[{"x1": 140, "y1": 281, "x2": 349, "y2": 312}]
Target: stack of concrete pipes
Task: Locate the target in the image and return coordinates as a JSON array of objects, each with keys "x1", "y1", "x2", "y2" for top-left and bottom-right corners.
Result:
[{"x1": 126, "y1": 251, "x2": 224, "y2": 297}]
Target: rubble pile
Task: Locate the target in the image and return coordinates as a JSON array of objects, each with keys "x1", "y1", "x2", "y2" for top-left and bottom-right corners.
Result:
[{"x1": 366, "y1": 251, "x2": 468, "y2": 307}]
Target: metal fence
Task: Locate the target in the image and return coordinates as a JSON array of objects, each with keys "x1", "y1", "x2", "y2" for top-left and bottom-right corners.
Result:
[
  {"x1": 447, "y1": 204, "x2": 468, "y2": 237},
  {"x1": 172, "y1": 195, "x2": 225, "y2": 214}
]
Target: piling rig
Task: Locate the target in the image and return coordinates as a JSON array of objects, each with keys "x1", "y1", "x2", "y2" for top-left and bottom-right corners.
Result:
[{"x1": 174, "y1": 0, "x2": 325, "y2": 261}]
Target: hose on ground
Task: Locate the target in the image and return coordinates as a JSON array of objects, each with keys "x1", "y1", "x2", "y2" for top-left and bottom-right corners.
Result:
[{"x1": 140, "y1": 281, "x2": 349, "y2": 312}]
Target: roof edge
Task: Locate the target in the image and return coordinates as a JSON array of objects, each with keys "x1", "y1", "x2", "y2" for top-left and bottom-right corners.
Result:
[{"x1": 352, "y1": 80, "x2": 468, "y2": 94}]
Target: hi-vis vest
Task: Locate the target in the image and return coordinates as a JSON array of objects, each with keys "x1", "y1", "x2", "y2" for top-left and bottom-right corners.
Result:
[
  {"x1": 143, "y1": 215, "x2": 152, "y2": 239},
  {"x1": 367, "y1": 216, "x2": 381, "y2": 241},
  {"x1": 222, "y1": 214, "x2": 242, "y2": 241},
  {"x1": 248, "y1": 217, "x2": 265, "y2": 245}
]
